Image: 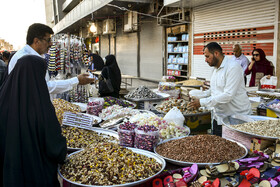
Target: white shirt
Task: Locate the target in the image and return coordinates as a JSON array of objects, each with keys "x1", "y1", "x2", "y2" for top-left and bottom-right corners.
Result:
[
  {"x1": 199, "y1": 56, "x2": 252, "y2": 124},
  {"x1": 232, "y1": 54, "x2": 249, "y2": 73},
  {"x1": 9, "y1": 45, "x2": 79, "y2": 95}
]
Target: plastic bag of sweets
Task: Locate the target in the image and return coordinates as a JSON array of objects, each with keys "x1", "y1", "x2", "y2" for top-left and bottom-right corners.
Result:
[
  {"x1": 118, "y1": 121, "x2": 137, "y2": 147},
  {"x1": 134, "y1": 125, "x2": 159, "y2": 151},
  {"x1": 87, "y1": 97, "x2": 104, "y2": 116}
]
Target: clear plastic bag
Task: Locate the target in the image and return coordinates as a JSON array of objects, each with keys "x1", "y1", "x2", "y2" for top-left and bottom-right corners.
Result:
[
  {"x1": 87, "y1": 97, "x2": 104, "y2": 116},
  {"x1": 158, "y1": 82, "x2": 176, "y2": 91},
  {"x1": 134, "y1": 127, "x2": 159, "y2": 151},
  {"x1": 118, "y1": 127, "x2": 135, "y2": 147},
  {"x1": 163, "y1": 107, "x2": 185, "y2": 126}
]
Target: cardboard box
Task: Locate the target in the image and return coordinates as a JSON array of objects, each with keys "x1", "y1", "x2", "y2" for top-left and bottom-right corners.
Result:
[
  {"x1": 172, "y1": 26, "x2": 181, "y2": 35},
  {"x1": 180, "y1": 25, "x2": 188, "y2": 33},
  {"x1": 250, "y1": 138, "x2": 274, "y2": 152},
  {"x1": 166, "y1": 27, "x2": 172, "y2": 34}
]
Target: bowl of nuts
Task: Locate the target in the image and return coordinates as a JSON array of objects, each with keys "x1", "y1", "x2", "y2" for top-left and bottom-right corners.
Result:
[
  {"x1": 222, "y1": 115, "x2": 279, "y2": 140},
  {"x1": 59, "y1": 142, "x2": 165, "y2": 186},
  {"x1": 154, "y1": 135, "x2": 247, "y2": 167}
]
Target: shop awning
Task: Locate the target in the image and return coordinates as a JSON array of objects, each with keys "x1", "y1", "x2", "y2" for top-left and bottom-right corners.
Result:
[{"x1": 53, "y1": 0, "x2": 113, "y2": 34}]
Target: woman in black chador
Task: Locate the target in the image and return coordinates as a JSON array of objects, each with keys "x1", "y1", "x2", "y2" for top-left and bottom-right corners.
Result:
[
  {"x1": 99, "y1": 55, "x2": 121, "y2": 98},
  {"x1": 0, "y1": 55, "x2": 67, "y2": 187}
]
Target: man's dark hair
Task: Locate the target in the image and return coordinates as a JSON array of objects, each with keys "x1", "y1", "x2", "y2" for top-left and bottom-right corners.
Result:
[
  {"x1": 26, "y1": 23, "x2": 54, "y2": 45},
  {"x1": 204, "y1": 42, "x2": 223, "y2": 54},
  {"x1": 2, "y1": 51, "x2": 10, "y2": 60}
]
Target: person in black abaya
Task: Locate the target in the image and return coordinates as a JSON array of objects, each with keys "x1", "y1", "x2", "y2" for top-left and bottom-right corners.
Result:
[
  {"x1": 99, "y1": 54, "x2": 121, "y2": 98},
  {"x1": 0, "y1": 55, "x2": 67, "y2": 187},
  {"x1": 88, "y1": 53, "x2": 104, "y2": 71}
]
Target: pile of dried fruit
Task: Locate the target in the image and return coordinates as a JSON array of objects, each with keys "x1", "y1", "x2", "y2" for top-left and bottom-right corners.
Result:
[
  {"x1": 52, "y1": 98, "x2": 81, "y2": 124},
  {"x1": 156, "y1": 135, "x2": 246, "y2": 163},
  {"x1": 156, "y1": 98, "x2": 208, "y2": 114},
  {"x1": 60, "y1": 142, "x2": 162, "y2": 185},
  {"x1": 62, "y1": 126, "x2": 117, "y2": 148}
]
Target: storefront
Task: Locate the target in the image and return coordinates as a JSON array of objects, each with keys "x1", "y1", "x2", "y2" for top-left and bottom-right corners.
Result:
[
  {"x1": 191, "y1": 0, "x2": 278, "y2": 81},
  {"x1": 99, "y1": 17, "x2": 164, "y2": 80}
]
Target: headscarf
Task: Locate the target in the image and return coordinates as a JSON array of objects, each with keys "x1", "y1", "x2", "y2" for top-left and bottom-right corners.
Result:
[
  {"x1": 252, "y1": 48, "x2": 274, "y2": 75},
  {"x1": 100, "y1": 55, "x2": 121, "y2": 97},
  {"x1": 0, "y1": 55, "x2": 66, "y2": 187},
  {"x1": 89, "y1": 53, "x2": 104, "y2": 71}
]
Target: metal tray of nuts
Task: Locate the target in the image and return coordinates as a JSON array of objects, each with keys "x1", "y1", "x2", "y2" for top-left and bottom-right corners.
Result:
[
  {"x1": 222, "y1": 115, "x2": 279, "y2": 140},
  {"x1": 58, "y1": 147, "x2": 166, "y2": 187},
  {"x1": 124, "y1": 92, "x2": 170, "y2": 102},
  {"x1": 154, "y1": 136, "x2": 247, "y2": 168},
  {"x1": 62, "y1": 125, "x2": 119, "y2": 149}
]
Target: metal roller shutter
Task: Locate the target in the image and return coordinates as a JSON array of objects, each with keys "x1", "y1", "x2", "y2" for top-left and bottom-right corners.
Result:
[
  {"x1": 116, "y1": 26, "x2": 138, "y2": 76},
  {"x1": 191, "y1": 0, "x2": 278, "y2": 80},
  {"x1": 140, "y1": 18, "x2": 163, "y2": 80}
]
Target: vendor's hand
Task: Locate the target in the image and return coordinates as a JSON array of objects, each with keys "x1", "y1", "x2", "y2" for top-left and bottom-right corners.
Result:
[
  {"x1": 188, "y1": 98, "x2": 201, "y2": 110},
  {"x1": 88, "y1": 69, "x2": 96, "y2": 73},
  {"x1": 77, "y1": 73, "x2": 95, "y2": 85},
  {"x1": 266, "y1": 75, "x2": 271, "y2": 79}
]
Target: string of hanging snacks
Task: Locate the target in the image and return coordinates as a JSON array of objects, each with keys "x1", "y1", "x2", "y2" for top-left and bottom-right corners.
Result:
[{"x1": 47, "y1": 33, "x2": 90, "y2": 77}]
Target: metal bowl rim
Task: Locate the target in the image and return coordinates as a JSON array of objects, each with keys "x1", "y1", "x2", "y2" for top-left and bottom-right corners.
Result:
[
  {"x1": 154, "y1": 136, "x2": 248, "y2": 167},
  {"x1": 58, "y1": 147, "x2": 166, "y2": 187}
]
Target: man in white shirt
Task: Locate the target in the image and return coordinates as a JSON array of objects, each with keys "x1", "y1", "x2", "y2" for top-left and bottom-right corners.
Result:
[
  {"x1": 189, "y1": 42, "x2": 251, "y2": 136},
  {"x1": 232, "y1": 44, "x2": 249, "y2": 85},
  {"x1": 9, "y1": 23, "x2": 94, "y2": 97}
]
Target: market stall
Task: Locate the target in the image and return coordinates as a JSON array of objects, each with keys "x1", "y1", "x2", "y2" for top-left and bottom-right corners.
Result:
[{"x1": 47, "y1": 43, "x2": 280, "y2": 187}]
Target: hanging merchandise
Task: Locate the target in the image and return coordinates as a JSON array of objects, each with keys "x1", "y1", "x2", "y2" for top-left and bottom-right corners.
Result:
[
  {"x1": 69, "y1": 85, "x2": 94, "y2": 103},
  {"x1": 47, "y1": 33, "x2": 90, "y2": 77}
]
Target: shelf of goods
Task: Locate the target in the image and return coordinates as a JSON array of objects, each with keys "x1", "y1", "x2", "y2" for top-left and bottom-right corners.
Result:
[{"x1": 166, "y1": 25, "x2": 189, "y2": 80}]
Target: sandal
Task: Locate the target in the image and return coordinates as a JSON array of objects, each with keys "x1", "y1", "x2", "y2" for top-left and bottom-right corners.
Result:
[
  {"x1": 271, "y1": 139, "x2": 280, "y2": 166},
  {"x1": 202, "y1": 178, "x2": 220, "y2": 187},
  {"x1": 200, "y1": 162, "x2": 239, "y2": 178},
  {"x1": 190, "y1": 176, "x2": 208, "y2": 187},
  {"x1": 224, "y1": 177, "x2": 239, "y2": 187},
  {"x1": 238, "y1": 168, "x2": 260, "y2": 187},
  {"x1": 259, "y1": 180, "x2": 272, "y2": 187},
  {"x1": 182, "y1": 164, "x2": 198, "y2": 183},
  {"x1": 175, "y1": 179, "x2": 188, "y2": 187},
  {"x1": 268, "y1": 175, "x2": 280, "y2": 187},
  {"x1": 238, "y1": 152, "x2": 269, "y2": 172},
  {"x1": 182, "y1": 163, "x2": 198, "y2": 184}
]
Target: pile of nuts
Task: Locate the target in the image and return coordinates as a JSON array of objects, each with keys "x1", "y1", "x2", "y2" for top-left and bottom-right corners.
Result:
[
  {"x1": 156, "y1": 135, "x2": 246, "y2": 163},
  {"x1": 60, "y1": 142, "x2": 162, "y2": 185},
  {"x1": 156, "y1": 98, "x2": 207, "y2": 114},
  {"x1": 52, "y1": 98, "x2": 81, "y2": 124},
  {"x1": 126, "y1": 86, "x2": 160, "y2": 100},
  {"x1": 61, "y1": 126, "x2": 117, "y2": 148},
  {"x1": 231, "y1": 120, "x2": 280, "y2": 138}
]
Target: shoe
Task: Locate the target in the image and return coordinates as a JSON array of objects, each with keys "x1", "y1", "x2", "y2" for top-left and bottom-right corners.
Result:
[{"x1": 238, "y1": 168, "x2": 260, "y2": 187}]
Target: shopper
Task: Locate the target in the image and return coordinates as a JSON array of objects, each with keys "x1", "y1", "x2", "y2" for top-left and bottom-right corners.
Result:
[
  {"x1": 0, "y1": 58, "x2": 6, "y2": 87},
  {"x1": 0, "y1": 55, "x2": 67, "y2": 187},
  {"x1": 245, "y1": 48, "x2": 274, "y2": 87},
  {"x1": 99, "y1": 54, "x2": 121, "y2": 98},
  {"x1": 2, "y1": 51, "x2": 10, "y2": 65},
  {"x1": 232, "y1": 44, "x2": 249, "y2": 85},
  {"x1": 188, "y1": 42, "x2": 251, "y2": 136},
  {"x1": 8, "y1": 23, "x2": 95, "y2": 98},
  {"x1": 88, "y1": 52, "x2": 104, "y2": 71}
]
